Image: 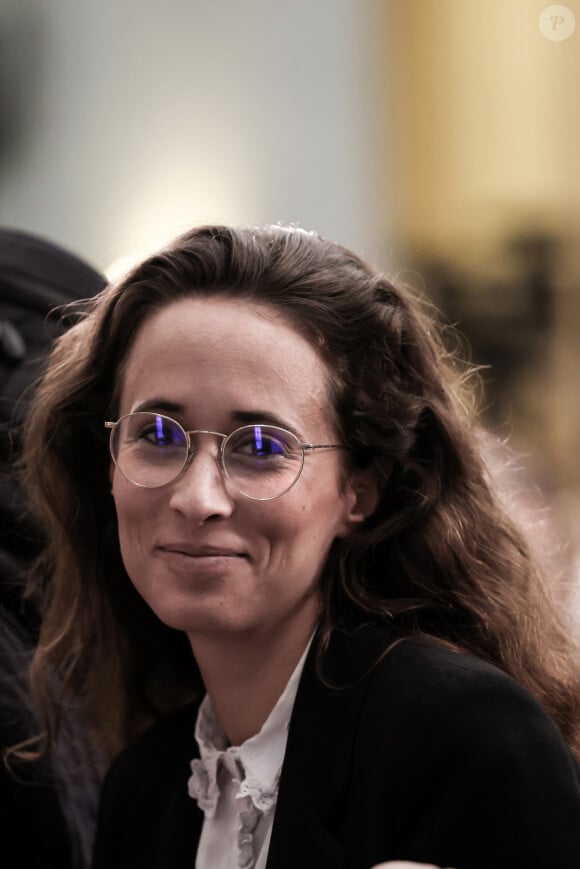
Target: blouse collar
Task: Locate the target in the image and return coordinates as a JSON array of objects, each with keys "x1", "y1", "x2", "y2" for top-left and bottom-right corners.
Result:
[{"x1": 188, "y1": 635, "x2": 314, "y2": 818}]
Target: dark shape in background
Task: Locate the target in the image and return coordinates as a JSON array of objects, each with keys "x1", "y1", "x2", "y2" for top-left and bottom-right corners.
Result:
[{"x1": 0, "y1": 228, "x2": 106, "y2": 869}]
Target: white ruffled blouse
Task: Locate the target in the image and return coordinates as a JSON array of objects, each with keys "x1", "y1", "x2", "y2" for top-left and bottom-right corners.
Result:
[{"x1": 188, "y1": 639, "x2": 312, "y2": 869}]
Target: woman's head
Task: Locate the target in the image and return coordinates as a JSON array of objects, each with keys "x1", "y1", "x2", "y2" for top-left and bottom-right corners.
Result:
[
  {"x1": 110, "y1": 294, "x2": 374, "y2": 652},
  {"x1": 22, "y1": 225, "x2": 580, "y2": 757}
]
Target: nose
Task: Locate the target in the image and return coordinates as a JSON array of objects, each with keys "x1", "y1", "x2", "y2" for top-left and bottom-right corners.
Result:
[{"x1": 167, "y1": 438, "x2": 235, "y2": 523}]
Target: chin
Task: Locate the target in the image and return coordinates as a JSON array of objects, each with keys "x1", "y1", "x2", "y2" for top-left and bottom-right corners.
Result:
[{"x1": 149, "y1": 600, "x2": 249, "y2": 637}]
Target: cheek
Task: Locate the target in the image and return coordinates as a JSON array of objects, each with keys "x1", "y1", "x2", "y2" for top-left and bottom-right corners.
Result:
[
  {"x1": 111, "y1": 486, "x2": 158, "y2": 601},
  {"x1": 111, "y1": 476, "x2": 131, "y2": 525},
  {"x1": 261, "y1": 486, "x2": 346, "y2": 558},
  {"x1": 111, "y1": 477, "x2": 152, "y2": 551},
  {"x1": 111, "y1": 494, "x2": 136, "y2": 566}
]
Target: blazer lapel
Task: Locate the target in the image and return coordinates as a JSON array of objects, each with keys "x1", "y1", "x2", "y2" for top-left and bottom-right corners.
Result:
[{"x1": 266, "y1": 623, "x2": 390, "y2": 869}]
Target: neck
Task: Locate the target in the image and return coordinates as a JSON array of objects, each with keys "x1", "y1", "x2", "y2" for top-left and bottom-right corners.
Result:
[{"x1": 188, "y1": 617, "x2": 316, "y2": 746}]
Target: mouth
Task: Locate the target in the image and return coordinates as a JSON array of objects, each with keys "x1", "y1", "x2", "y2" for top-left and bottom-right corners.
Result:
[{"x1": 157, "y1": 544, "x2": 246, "y2": 560}]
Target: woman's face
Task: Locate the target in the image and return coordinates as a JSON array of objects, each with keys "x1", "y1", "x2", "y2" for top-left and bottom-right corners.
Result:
[{"x1": 111, "y1": 297, "x2": 370, "y2": 648}]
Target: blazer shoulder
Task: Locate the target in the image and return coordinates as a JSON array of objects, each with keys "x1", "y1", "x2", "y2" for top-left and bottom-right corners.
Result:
[
  {"x1": 371, "y1": 637, "x2": 534, "y2": 703},
  {"x1": 323, "y1": 625, "x2": 558, "y2": 733},
  {"x1": 360, "y1": 637, "x2": 577, "y2": 773},
  {"x1": 329, "y1": 637, "x2": 580, "y2": 868}
]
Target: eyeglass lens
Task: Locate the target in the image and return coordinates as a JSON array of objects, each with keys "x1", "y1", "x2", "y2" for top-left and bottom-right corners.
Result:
[{"x1": 110, "y1": 412, "x2": 304, "y2": 499}]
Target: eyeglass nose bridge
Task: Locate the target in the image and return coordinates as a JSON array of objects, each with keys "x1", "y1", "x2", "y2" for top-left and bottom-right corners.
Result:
[{"x1": 180, "y1": 428, "x2": 230, "y2": 476}]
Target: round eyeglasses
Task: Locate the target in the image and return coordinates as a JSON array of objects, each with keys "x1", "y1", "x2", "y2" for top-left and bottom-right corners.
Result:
[{"x1": 105, "y1": 412, "x2": 345, "y2": 501}]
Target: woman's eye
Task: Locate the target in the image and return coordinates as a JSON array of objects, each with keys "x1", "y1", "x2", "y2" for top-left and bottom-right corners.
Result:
[
  {"x1": 234, "y1": 431, "x2": 288, "y2": 457},
  {"x1": 253, "y1": 436, "x2": 285, "y2": 457},
  {"x1": 137, "y1": 424, "x2": 184, "y2": 447}
]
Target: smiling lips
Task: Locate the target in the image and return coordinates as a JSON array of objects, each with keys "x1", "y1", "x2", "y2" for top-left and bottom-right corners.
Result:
[{"x1": 157, "y1": 543, "x2": 246, "y2": 559}]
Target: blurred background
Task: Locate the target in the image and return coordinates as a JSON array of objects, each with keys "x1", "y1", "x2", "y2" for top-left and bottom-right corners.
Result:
[{"x1": 1, "y1": 0, "x2": 579, "y2": 611}]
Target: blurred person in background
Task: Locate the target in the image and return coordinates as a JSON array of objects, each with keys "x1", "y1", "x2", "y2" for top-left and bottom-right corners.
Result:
[
  {"x1": 0, "y1": 229, "x2": 105, "y2": 869},
  {"x1": 13, "y1": 225, "x2": 580, "y2": 869}
]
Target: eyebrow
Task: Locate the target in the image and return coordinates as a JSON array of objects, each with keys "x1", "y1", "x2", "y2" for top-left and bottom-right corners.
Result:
[
  {"x1": 131, "y1": 399, "x2": 302, "y2": 437},
  {"x1": 132, "y1": 399, "x2": 184, "y2": 415}
]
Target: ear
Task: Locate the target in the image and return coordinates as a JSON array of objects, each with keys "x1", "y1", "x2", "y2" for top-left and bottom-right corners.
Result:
[{"x1": 338, "y1": 467, "x2": 380, "y2": 536}]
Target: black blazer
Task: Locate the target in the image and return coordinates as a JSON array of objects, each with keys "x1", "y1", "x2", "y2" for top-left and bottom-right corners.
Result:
[{"x1": 92, "y1": 626, "x2": 580, "y2": 869}]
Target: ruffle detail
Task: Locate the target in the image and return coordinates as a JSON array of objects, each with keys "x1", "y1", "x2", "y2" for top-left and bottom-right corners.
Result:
[
  {"x1": 187, "y1": 757, "x2": 221, "y2": 819},
  {"x1": 237, "y1": 804, "x2": 260, "y2": 869},
  {"x1": 189, "y1": 754, "x2": 278, "y2": 868},
  {"x1": 236, "y1": 773, "x2": 279, "y2": 813}
]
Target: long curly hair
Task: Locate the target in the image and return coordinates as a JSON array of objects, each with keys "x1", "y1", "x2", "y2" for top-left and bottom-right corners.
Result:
[{"x1": 18, "y1": 224, "x2": 580, "y2": 760}]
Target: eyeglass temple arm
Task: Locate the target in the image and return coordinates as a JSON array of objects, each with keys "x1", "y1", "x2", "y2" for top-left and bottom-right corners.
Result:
[{"x1": 301, "y1": 443, "x2": 345, "y2": 451}]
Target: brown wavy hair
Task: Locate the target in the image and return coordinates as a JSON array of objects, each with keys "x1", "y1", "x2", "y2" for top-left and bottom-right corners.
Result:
[{"x1": 17, "y1": 224, "x2": 580, "y2": 760}]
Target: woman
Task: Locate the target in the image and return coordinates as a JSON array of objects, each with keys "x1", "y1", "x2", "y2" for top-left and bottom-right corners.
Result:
[{"x1": 19, "y1": 225, "x2": 580, "y2": 868}]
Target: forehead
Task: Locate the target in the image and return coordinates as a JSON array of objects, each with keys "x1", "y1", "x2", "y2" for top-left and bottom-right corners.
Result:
[{"x1": 117, "y1": 297, "x2": 335, "y2": 430}]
